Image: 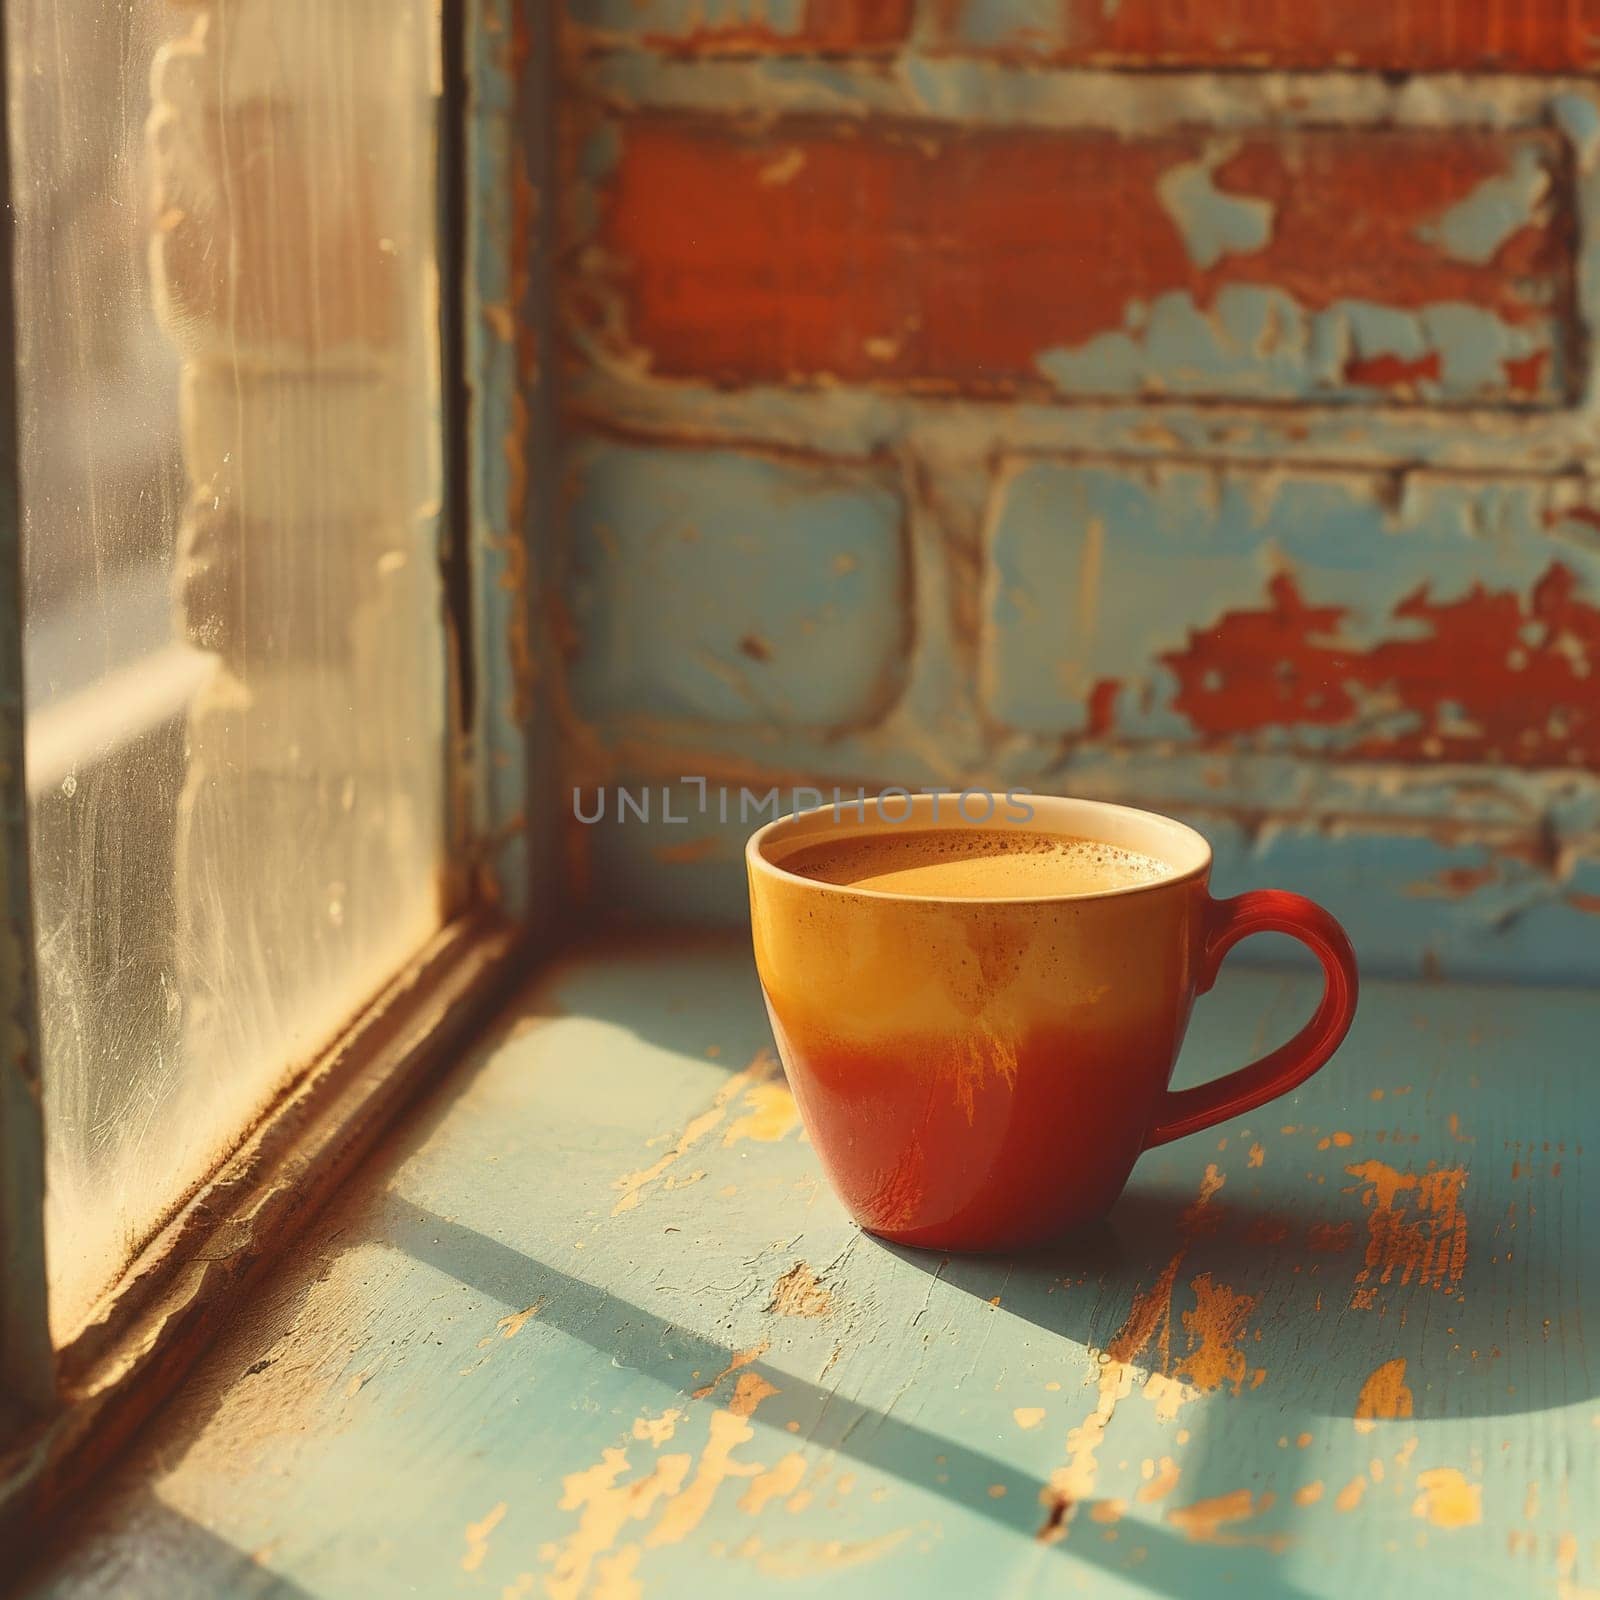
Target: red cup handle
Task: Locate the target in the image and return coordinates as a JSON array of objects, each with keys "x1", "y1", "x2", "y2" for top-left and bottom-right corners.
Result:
[{"x1": 1144, "y1": 890, "x2": 1359, "y2": 1149}]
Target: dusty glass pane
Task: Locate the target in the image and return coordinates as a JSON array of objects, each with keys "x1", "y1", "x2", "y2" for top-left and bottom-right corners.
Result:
[{"x1": 5, "y1": 0, "x2": 448, "y2": 1339}]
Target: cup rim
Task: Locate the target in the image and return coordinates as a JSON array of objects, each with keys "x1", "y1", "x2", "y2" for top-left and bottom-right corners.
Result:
[{"x1": 746, "y1": 792, "x2": 1212, "y2": 906}]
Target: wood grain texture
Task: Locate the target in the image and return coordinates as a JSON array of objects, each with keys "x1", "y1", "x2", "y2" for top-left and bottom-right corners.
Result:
[{"x1": 17, "y1": 939, "x2": 1595, "y2": 1597}]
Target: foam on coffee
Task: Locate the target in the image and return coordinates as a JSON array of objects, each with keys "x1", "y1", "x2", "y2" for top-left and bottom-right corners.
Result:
[{"x1": 778, "y1": 828, "x2": 1171, "y2": 899}]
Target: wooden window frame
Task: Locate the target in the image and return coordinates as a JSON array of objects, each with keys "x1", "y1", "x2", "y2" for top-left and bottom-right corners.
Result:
[{"x1": 0, "y1": 0, "x2": 556, "y2": 1545}]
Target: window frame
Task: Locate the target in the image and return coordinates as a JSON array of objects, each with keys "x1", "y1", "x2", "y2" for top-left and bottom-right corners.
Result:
[{"x1": 0, "y1": 0, "x2": 553, "y2": 1542}]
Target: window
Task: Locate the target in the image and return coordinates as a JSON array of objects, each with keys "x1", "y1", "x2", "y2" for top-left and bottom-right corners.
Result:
[{"x1": 0, "y1": 0, "x2": 501, "y2": 1375}]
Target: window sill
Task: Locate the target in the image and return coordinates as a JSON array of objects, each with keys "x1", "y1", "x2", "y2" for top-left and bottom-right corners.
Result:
[{"x1": 16, "y1": 935, "x2": 1596, "y2": 1598}]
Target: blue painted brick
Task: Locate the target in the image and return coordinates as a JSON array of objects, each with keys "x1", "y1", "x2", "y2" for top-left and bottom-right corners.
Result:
[
  {"x1": 565, "y1": 439, "x2": 907, "y2": 729},
  {"x1": 982, "y1": 460, "x2": 1600, "y2": 748}
]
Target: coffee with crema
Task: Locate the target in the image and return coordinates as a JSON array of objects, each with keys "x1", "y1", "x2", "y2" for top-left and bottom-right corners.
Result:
[{"x1": 779, "y1": 828, "x2": 1171, "y2": 899}]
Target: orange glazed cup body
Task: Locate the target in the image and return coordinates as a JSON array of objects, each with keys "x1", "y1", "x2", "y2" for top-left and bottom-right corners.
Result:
[{"x1": 747, "y1": 795, "x2": 1358, "y2": 1252}]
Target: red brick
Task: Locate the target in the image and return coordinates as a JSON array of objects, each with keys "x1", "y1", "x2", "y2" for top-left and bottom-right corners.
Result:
[
  {"x1": 583, "y1": 117, "x2": 1570, "y2": 398},
  {"x1": 1162, "y1": 565, "x2": 1600, "y2": 768},
  {"x1": 936, "y1": 0, "x2": 1600, "y2": 71},
  {"x1": 570, "y1": 0, "x2": 913, "y2": 55}
]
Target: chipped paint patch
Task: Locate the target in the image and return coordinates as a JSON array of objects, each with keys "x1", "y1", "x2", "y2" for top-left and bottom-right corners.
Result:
[
  {"x1": 531, "y1": 1351, "x2": 798, "y2": 1599},
  {"x1": 1137, "y1": 1456, "x2": 1181, "y2": 1503},
  {"x1": 1142, "y1": 1371, "x2": 1199, "y2": 1423},
  {"x1": 589, "y1": 117, "x2": 1569, "y2": 404},
  {"x1": 1167, "y1": 1489, "x2": 1285, "y2": 1550},
  {"x1": 612, "y1": 1050, "x2": 777, "y2": 1214},
  {"x1": 1295, "y1": 1481, "x2": 1325, "y2": 1506},
  {"x1": 648, "y1": 1372, "x2": 779, "y2": 1546},
  {"x1": 1355, "y1": 1358, "x2": 1416, "y2": 1431},
  {"x1": 542, "y1": 1451, "x2": 691, "y2": 1600},
  {"x1": 1413, "y1": 1467, "x2": 1483, "y2": 1528},
  {"x1": 1336, "y1": 1476, "x2": 1368, "y2": 1512},
  {"x1": 693, "y1": 1343, "x2": 770, "y2": 1401},
  {"x1": 497, "y1": 1299, "x2": 547, "y2": 1340},
  {"x1": 1037, "y1": 1165, "x2": 1226, "y2": 1536},
  {"x1": 985, "y1": 465, "x2": 1600, "y2": 745},
  {"x1": 1162, "y1": 564, "x2": 1600, "y2": 767},
  {"x1": 1174, "y1": 1274, "x2": 1258, "y2": 1395},
  {"x1": 1156, "y1": 140, "x2": 1274, "y2": 270},
  {"x1": 1039, "y1": 1357, "x2": 1133, "y2": 1537},
  {"x1": 765, "y1": 1262, "x2": 833, "y2": 1317},
  {"x1": 633, "y1": 1410, "x2": 683, "y2": 1446},
  {"x1": 462, "y1": 1501, "x2": 507, "y2": 1573},
  {"x1": 1345, "y1": 1160, "x2": 1468, "y2": 1297},
  {"x1": 722, "y1": 1081, "x2": 801, "y2": 1146},
  {"x1": 1421, "y1": 144, "x2": 1550, "y2": 265},
  {"x1": 739, "y1": 1452, "x2": 808, "y2": 1514},
  {"x1": 1014, "y1": 1407, "x2": 1047, "y2": 1430}
]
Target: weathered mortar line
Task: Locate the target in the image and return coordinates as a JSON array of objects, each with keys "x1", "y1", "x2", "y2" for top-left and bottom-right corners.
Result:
[
  {"x1": 560, "y1": 404, "x2": 1600, "y2": 492},
  {"x1": 561, "y1": 362, "x2": 1600, "y2": 474},
  {"x1": 560, "y1": 406, "x2": 893, "y2": 471},
  {"x1": 561, "y1": 54, "x2": 1600, "y2": 137},
  {"x1": 563, "y1": 743, "x2": 1597, "y2": 864}
]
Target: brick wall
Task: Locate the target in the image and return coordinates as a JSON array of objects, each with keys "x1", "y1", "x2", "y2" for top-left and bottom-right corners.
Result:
[{"x1": 553, "y1": 1, "x2": 1600, "y2": 980}]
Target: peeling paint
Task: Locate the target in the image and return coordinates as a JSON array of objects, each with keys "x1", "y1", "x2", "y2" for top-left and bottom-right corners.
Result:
[
  {"x1": 1345, "y1": 1160, "x2": 1469, "y2": 1295},
  {"x1": 542, "y1": 1363, "x2": 791, "y2": 1597},
  {"x1": 765, "y1": 1262, "x2": 833, "y2": 1317},
  {"x1": 1174, "y1": 1274, "x2": 1258, "y2": 1395},
  {"x1": 1413, "y1": 1467, "x2": 1483, "y2": 1528},
  {"x1": 1162, "y1": 564, "x2": 1600, "y2": 766},
  {"x1": 1355, "y1": 1357, "x2": 1415, "y2": 1431},
  {"x1": 1335, "y1": 1476, "x2": 1368, "y2": 1512},
  {"x1": 542, "y1": 1450, "x2": 691, "y2": 1600},
  {"x1": 722, "y1": 1081, "x2": 800, "y2": 1146},
  {"x1": 1155, "y1": 140, "x2": 1275, "y2": 271},
  {"x1": 1136, "y1": 1456, "x2": 1181, "y2": 1503},
  {"x1": 612, "y1": 1049, "x2": 777, "y2": 1214},
  {"x1": 496, "y1": 1299, "x2": 547, "y2": 1339},
  {"x1": 738, "y1": 1452, "x2": 807, "y2": 1514},
  {"x1": 1036, "y1": 1165, "x2": 1226, "y2": 1537},
  {"x1": 633, "y1": 1409, "x2": 682, "y2": 1445},
  {"x1": 648, "y1": 1372, "x2": 779, "y2": 1546},
  {"x1": 462, "y1": 1501, "x2": 507, "y2": 1574},
  {"x1": 1167, "y1": 1488, "x2": 1286, "y2": 1551},
  {"x1": 1422, "y1": 144, "x2": 1550, "y2": 265},
  {"x1": 584, "y1": 115, "x2": 1569, "y2": 403}
]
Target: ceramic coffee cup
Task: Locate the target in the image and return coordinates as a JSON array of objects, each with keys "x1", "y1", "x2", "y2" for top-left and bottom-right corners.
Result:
[{"x1": 747, "y1": 794, "x2": 1358, "y2": 1251}]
